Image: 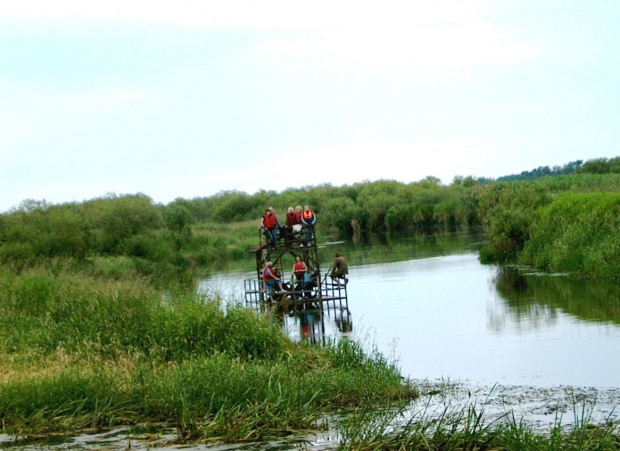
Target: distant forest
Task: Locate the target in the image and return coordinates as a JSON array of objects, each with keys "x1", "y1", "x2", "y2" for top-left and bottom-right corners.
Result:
[{"x1": 497, "y1": 157, "x2": 620, "y2": 182}]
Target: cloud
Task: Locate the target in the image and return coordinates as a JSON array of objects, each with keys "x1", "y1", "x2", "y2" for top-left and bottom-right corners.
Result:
[
  {"x1": 255, "y1": 22, "x2": 540, "y2": 77},
  {"x1": 3, "y1": 0, "x2": 496, "y2": 29},
  {"x1": 3, "y1": 1, "x2": 539, "y2": 78},
  {"x1": 50, "y1": 88, "x2": 150, "y2": 110},
  {"x1": 153, "y1": 138, "x2": 507, "y2": 201}
]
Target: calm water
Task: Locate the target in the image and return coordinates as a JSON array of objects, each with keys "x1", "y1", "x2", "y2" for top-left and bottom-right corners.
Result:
[{"x1": 202, "y1": 232, "x2": 620, "y2": 389}]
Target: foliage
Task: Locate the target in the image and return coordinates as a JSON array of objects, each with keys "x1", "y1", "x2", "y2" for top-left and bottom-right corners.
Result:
[
  {"x1": 578, "y1": 156, "x2": 620, "y2": 174},
  {"x1": 478, "y1": 182, "x2": 552, "y2": 264},
  {"x1": 520, "y1": 192, "x2": 620, "y2": 280},
  {"x1": 497, "y1": 160, "x2": 583, "y2": 182},
  {"x1": 2, "y1": 156, "x2": 620, "y2": 280},
  {"x1": 0, "y1": 267, "x2": 416, "y2": 441}
]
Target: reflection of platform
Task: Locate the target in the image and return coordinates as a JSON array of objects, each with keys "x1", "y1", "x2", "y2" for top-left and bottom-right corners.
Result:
[{"x1": 282, "y1": 304, "x2": 353, "y2": 346}]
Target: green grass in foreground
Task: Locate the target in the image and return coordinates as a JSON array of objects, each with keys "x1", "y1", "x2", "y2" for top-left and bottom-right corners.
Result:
[{"x1": 0, "y1": 267, "x2": 416, "y2": 443}]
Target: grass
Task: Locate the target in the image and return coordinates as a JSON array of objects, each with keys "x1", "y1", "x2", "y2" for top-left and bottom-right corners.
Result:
[
  {"x1": 0, "y1": 265, "x2": 417, "y2": 444},
  {"x1": 337, "y1": 400, "x2": 620, "y2": 450}
]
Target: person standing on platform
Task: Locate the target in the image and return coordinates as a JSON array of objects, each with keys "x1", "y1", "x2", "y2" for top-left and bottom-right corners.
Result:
[
  {"x1": 260, "y1": 207, "x2": 280, "y2": 249},
  {"x1": 286, "y1": 206, "x2": 303, "y2": 246},
  {"x1": 302, "y1": 266, "x2": 319, "y2": 298},
  {"x1": 293, "y1": 255, "x2": 308, "y2": 284},
  {"x1": 301, "y1": 205, "x2": 316, "y2": 246}
]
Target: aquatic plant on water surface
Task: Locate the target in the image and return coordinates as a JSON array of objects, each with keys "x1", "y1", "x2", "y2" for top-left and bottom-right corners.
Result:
[
  {"x1": 337, "y1": 400, "x2": 620, "y2": 450},
  {"x1": 0, "y1": 267, "x2": 417, "y2": 444}
]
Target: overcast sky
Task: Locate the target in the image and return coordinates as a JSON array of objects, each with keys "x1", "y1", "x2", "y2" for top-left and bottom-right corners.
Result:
[{"x1": 1, "y1": 1, "x2": 618, "y2": 212}]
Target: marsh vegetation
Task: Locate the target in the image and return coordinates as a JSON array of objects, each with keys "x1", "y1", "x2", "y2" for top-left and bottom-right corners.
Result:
[
  {"x1": 2, "y1": 156, "x2": 620, "y2": 448},
  {"x1": 0, "y1": 266, "x2": 416, "y2": 445}
]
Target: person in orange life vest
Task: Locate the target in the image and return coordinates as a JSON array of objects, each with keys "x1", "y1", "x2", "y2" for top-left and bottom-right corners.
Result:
[
  {"x1": 260, "y1": 207, "x2": 280, "y2": 249},
  {"x1": 262, "y1": 261, "x2": 283, "y2": 294},
  {"x1": 301, "y1": 205, "x2": 316, "y2": 246},
  {"x1": 292, "y1": 255, "x2": 308, "y2": 285}
]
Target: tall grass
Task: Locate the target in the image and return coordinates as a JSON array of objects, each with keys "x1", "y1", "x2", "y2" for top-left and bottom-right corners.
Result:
[
  {"x1": 521, "y1": 192, "x2": 620, "y2": 280},
  {"x1": 337, "y1": 402, "x2": 620, "y2": 450},
  {"x1": 0, "y1": 266, "x2": 416, "y2": 442}
]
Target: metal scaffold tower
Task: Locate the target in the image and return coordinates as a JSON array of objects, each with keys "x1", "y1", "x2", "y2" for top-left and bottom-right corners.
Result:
[{"x1": 244, "y1": 226, "x2": 350, "y2": 320}]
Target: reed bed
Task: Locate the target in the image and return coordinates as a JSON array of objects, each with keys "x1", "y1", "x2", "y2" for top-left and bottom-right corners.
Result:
[
  {"x1": 337, "y1": 402, "x2": 620, "y2": 450},
  {"x1": 0, "y1": 266, "x2": 416, "y2": 443}
]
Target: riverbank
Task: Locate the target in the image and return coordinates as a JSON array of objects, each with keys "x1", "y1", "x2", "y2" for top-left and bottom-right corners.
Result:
[{"x1": 2, "y1": 380, "x2": 618, "y2": 449}]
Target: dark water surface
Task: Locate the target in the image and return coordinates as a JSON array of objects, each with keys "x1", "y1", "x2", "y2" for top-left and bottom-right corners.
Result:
[{"x1": 202, "y1": 232, "x2": 620, "y2": 388}]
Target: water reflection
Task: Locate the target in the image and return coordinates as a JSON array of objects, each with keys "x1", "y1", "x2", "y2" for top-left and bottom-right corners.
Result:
[
  {"x1": 280, "y1": 303, "x2": 354, "y2": 345},
  {"x1": 335, "y1": 306, "x2": 353, "y2": 332},
  {"x1": 289, "y1": 310, "x2": 324, "y2": 344},
  {"x1": 318, "y1": 229, "x2": 487, "y2": 268},
  {"x1": 495, "y1": 268, "x2": 620, "y2": 325}
]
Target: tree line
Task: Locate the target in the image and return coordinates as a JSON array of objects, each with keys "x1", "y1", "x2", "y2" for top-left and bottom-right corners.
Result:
[{"x1": 1, "y1": 156, "x2": 620, "y2": 280}]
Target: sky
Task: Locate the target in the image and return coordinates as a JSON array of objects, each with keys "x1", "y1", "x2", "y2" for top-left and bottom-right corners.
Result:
[{"x1": 1, "y1": 1, "x2": 619, "y2": 212}]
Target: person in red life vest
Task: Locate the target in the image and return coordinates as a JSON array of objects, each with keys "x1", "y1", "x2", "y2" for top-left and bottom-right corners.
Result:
[
  {"x1": 292, "y1": 255, "x2": 308, "y2": 286},
  {"x1": 301, "y1": 205, "x2": 316, "y2": 246},
  {"x1": 294, "y1": 205, "x2": 303, "y2": 225},
  {"x1": 262, "y1": 261, "x2": 283, "y2": 294},
  {"x1": 260, "y1": 207, "x2": 280, "y2": 249},
  {"x1": 285, "y1": 207, "x2": 297, "y2": 228},
  {"x1": 285, "y1": 206, "x2": 302, "y2": 247}
]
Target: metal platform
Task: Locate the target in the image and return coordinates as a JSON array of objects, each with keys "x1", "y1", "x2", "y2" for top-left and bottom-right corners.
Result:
[{"x1": 244, "y1": 226, "x2": 350, "y2": 318}]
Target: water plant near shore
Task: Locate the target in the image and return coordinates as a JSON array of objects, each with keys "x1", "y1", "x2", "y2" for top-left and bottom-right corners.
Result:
[
  {"x1": 337, "y1": 401, "x2": 620, "y2": 450},
  {"x1": 0, "y1": 266, "x2": 416, "y2": 443},
  {"x1": 520, "y1": 192, "x2": 620, "y2": 281}
]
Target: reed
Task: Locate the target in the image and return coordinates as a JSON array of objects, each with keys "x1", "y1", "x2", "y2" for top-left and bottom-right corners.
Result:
[
  {"x1": 0, "y1": 266, "x2": 416, "y2": 442},
  {"x1": 337, "y1": 402, "x2": 620, "y2": 450},
  {"x1": 521, "y1": 192, "x2": 620, "y2": 280}
]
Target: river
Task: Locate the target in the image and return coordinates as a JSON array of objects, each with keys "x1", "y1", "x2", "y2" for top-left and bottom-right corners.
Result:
[{"x1": 201, "y1": 231, "x2": 620, "y2": 389}]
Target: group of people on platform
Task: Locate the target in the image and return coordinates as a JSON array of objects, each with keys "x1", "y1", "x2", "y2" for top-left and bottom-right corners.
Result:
[
  {"x1": 261, "y1": 259, "x2": 318, "y2": 297},
  {"x1": 260, "y1": 205, "x2": 316, "y2": 249},
  {"x1": 262, "y1": 252, "x2": 348, "y2": 296},
  {"x1": 259, "y1": 204, "x2": 349, "y2": 297}
]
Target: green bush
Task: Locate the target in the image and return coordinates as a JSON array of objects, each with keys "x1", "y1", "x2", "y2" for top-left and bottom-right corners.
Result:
[{"x1": 521, "y1": 193, "x2": 620, "y2": 280}]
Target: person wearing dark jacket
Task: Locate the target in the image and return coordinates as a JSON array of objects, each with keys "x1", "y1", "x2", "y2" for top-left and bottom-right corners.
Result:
[{"x1": 330, "y1": 252, "x2": 348, "y2": 287}]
